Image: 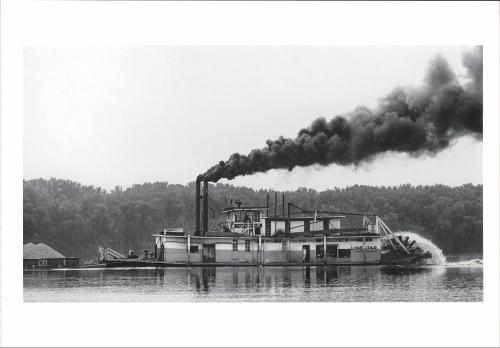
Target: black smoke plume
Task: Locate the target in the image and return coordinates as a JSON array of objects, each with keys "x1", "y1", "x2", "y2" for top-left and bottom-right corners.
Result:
[{"x1": 202, "y1": 47, "x2": 482, "y2": 182}]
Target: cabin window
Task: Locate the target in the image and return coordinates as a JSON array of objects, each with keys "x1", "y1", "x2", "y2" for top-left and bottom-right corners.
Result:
[
  {"x1": 245, "y1": 240, "x2": 251, "y2": 252},
  {"x1": 323, "y1": 220, "x2": 329, "y2": 231},
  {"x1": 43, "y1": 260, "x2": 48, "y2": 266},
  {"x1": 190, "y1": 246, "x2": 199, "y2": 253},
  {"x1": 365, "y1": 237, "x2": 373, "y2": 242},
  {"x1": 338, "y1": 249, "x2": 351, "y2": 258},
  {"x1": 232, "y1": 239, "x2": 238, "y2": 251},
  {"x1": 38, "y1": 260, "x2": 43, "y2": 267},
  {"x1": 316, "y1": 245, "x2": 324, "y2": 259},
  {"x1": 243, "y1": 212, "x2": 251, "y2": 223},
  {"x1": 234, "y1": 212, "x2": 241, "y2": 222},
  {"x1": 282, "y1": 240, "x2": 287, "y2": 251},
  {"x1": 326, "y1": 244, "x2": 338, "y2": 258}
]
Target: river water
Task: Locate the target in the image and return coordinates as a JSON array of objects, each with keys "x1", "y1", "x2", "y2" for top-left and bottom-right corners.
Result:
[{"x1": 24, "y1": 261, "x2": 482, "y2": 302}]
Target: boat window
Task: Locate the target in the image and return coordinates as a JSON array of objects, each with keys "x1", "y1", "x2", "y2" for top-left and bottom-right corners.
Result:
[
  {"x1": 338, "y1": 249, "x2": 350, "y2": 258},
  {"x1": 190, "y1": 246, "x2": 199, "y2": 253},
  {"x1": 326, "y1": 244, "x2": 338, "y2": 258},
  {"x1": 245, "y1": 240, "x2": 251, "y2": 252},
  {"x1": 234, "y1": 211, "x2": 242, "y2": 222},
  {"x1": 365, "y1": 237, "x2": 373, "y2": 242},
  {"x1": 232, "y1": 239, "x2": 238, "y2": 251},
  {"x1": 316, "y1": 245, "x2": 324, "y2": 259},
  {"x1": 243, "y1": 212, "x2": 251, "y2": 222}
]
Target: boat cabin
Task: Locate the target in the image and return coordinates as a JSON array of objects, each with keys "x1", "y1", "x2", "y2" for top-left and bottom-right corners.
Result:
[{"x1": 152, "y1": 192, "x2": 386, "y2": 265}]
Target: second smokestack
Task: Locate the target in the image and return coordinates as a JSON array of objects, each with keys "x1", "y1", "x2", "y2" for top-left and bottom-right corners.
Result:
[
  {"x1": 195, "y1": 178, "x2": 201, "y2": 236},
  {"x1": 202, "y1": 180, "x2": 209, "y2": 234}
]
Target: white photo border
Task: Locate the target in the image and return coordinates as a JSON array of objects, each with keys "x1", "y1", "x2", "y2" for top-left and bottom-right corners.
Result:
[{"x1": 1, "y1": 1, "x2": 499, "y2": 347}]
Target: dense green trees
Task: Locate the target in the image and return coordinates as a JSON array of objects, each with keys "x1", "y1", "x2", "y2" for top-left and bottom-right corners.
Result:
[{"x1": 23, "y1": 178, "x2": 482, "y2": 259}]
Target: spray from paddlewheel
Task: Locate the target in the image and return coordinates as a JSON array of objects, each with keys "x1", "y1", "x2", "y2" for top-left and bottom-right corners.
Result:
[{"x1": 395, "y1": 232, "x2": 446, "y2": 265}]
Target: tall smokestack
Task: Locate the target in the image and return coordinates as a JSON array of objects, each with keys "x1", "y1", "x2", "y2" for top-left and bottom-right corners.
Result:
[
  {"x1": 195, "y1": 177, "x2": 201, "y2": 236},
  {"x1": 202, "y1": 180, "x2": 209, "y2": 235}
]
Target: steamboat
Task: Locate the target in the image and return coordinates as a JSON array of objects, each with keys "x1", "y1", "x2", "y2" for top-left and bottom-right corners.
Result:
[{"x1": 101, "y1": 178, "x2": 432, "y2": 267}]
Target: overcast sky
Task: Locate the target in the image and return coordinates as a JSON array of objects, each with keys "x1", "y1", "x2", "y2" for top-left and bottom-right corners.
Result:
[{"x1": 23, "y1": 46, "x2": 482, "y2": 191}]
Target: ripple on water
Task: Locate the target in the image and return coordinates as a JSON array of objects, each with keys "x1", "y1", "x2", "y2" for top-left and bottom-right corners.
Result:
[{"x1": 24, "y1": 265, "x2": 483, "y2": 302}]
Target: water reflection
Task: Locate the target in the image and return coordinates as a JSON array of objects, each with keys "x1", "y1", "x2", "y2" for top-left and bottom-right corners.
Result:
[
  {"x1": 381, "y1": 266, "x2": 431, "y2": 276},
  {"x1": 304, "y1": 267, "x2": 310, "y2": 288},
  {"x1": 24, "y1": 265, "x2": 483, "y2": 302}
]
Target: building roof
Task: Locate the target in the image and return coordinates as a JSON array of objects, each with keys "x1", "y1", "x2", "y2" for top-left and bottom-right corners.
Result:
[{"x1": 23, "y1": 243, "x2": 66, "y2": 259}]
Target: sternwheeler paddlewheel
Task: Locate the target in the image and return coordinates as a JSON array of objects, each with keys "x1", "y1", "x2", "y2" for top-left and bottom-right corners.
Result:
[{"x1": 381, "y1": 234, "x2": 432, "y2": 266}]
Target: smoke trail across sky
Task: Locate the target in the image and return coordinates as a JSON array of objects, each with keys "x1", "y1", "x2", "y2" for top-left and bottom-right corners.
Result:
[{"x1": 202, "y1": 47, "x2": 482, "y2": 182}]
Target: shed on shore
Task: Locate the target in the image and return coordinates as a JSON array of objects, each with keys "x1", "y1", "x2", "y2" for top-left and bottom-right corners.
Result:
[{"x1": 23, "y1": 243, "x2": 79, "y2": 269}]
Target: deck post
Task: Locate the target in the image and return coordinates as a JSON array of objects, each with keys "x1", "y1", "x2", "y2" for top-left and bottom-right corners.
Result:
[
  {"x1": 282, "y1": 194, "x2": 285, "y2": 217},
  {"x1": 262, "y1": 238, "x2": 265, "y2": 264},
  {"x1": 274, "y1": 192, "x2": 277, "y2": 234},
  {"x1": 258, "y1": 235, "x2": 262, "y2": 264},
  {"x1": 187, "y1": 235, "x2": 191, "y2": 265},
  {"x1": 324, "y1": 235, "x2": 327, "y2": 265},
  {"x1": 287, "y1": 203, "x2": 291, "y2": 236}
]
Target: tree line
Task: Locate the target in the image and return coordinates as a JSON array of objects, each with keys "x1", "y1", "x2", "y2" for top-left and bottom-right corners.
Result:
[{"x1": 23, "y1": 178, "x2": 482, "y2": 259}]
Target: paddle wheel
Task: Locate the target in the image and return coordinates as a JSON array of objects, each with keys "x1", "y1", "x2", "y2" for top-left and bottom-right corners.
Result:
[{"x1": 369, "y1": 217, "x2": 432, "y2": 264}]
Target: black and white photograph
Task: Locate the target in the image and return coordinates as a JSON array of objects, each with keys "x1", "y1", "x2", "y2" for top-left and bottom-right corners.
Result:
[
  {"x1": 1, "y1": 1, "x2": 499, "y2": 347},
  {"x1": 22, "y1": 45, "x2": 484, "y2": 302}
]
